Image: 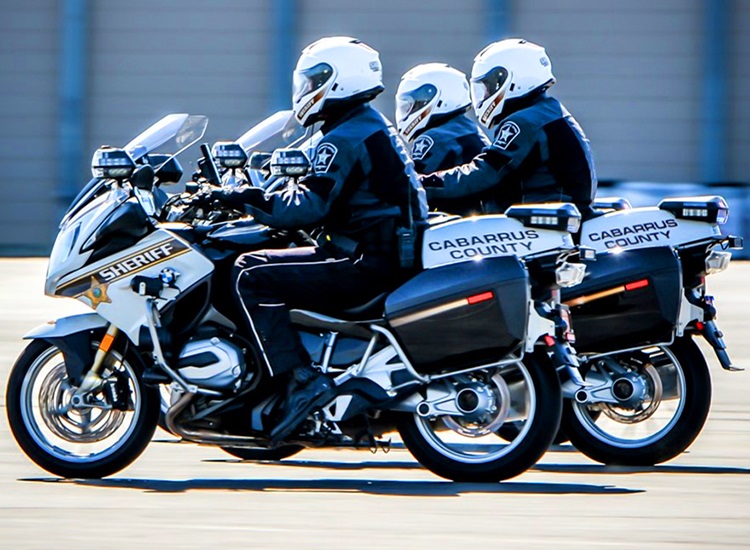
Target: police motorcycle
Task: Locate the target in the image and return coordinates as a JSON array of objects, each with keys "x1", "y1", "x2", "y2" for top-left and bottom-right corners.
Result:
[
  {"x1": 6, "y1": 113, "x2": 588, "y2": 482},
  {"x1": 548, "y1": 196, "x2": 744, "y2": 465}
]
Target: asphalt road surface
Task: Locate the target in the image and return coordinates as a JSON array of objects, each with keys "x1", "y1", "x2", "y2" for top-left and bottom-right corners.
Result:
[{"x1": 0, "y1": 259, "x2": 748, "y2": 549}]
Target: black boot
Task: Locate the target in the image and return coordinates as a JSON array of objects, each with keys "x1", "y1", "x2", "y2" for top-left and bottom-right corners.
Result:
[{"x1": 270, "y1": 365, "x2": 335, "y2": 444}]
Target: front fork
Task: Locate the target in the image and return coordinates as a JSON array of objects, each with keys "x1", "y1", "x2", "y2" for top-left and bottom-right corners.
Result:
[
  {"x1": 686, "y1": 288, "x2": 743, "y2": 372},
  {"x1": 70, "y1": 324, "x2": 127, "y2": 409},
  {"x1": 74, "y1": 324, "x2": 118, "y2": 393}
]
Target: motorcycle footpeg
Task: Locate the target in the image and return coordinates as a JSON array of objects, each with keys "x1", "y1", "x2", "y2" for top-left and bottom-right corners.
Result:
[{"x1": 698, "y1": 320, "x2": 743, "y2": 371}]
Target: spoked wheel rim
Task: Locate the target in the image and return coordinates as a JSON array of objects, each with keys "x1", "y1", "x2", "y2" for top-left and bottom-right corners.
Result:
[
  {"x1": 572, "y1": 346, "x2": 687, "y2": 448},
  {"x1": 414, "y1": 363, "x2": 535, "y2": 464},
  {"x1": 19, "y1": 346, "x2": 143, "y2": 464}
]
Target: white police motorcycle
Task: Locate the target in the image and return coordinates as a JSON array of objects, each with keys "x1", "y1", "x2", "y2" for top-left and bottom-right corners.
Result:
[{"x1": 6, "y1": 113, "x2": 589, "y2": 481}]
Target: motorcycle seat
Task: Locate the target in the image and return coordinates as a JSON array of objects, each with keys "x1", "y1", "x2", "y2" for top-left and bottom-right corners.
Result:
[
  {"x1": 289, "y1": 309, "x2": 384, "y2": 339},
  {"x1": 340, "y1": 291, "x2": 388, "y2": 318}
]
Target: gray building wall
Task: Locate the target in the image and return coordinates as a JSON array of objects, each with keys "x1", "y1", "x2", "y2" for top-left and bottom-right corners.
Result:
[
  {"x1": 729, "y1": 0, "x2": 750, "y2": 183},
  {"x1": 1, "y1": 0, "x2": 60, "y2": 254},
  {"x1": 0, "y1": 0, "x2": 748, "y2": 255},
  {"x1": 512, "y1": 0, "x2": 704, "y2": 182}
]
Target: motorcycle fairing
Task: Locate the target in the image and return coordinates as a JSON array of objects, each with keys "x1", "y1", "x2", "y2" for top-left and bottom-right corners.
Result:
[
  {"x1": 51, "y1": 229, "x2": 214, "y2": 344},
  {"x1": 421, "y1": 215, "x2": 574, "y2": 269},
  {"x1": 580, "y1": 207, "x2": 721, "y2": 253},
  {"x1": 24, "y1": 312, "x2": 108, "y2": 340}
]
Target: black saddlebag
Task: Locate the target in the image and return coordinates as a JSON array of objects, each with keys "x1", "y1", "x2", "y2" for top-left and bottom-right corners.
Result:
[
  {"x1": 562, "y1": 246, "x2": 682, "y2": 354},
  {"x1": 385, "y1": 256, "x2": 529, "y2": 373}
]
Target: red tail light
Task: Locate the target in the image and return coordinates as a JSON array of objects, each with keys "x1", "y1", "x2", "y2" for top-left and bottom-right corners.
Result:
[
  {"x1": 466, "y1": 291, "x2": 494, "y2": 305},
  {"x1": 625, "y1": 279, "x2": 649, "y2": 291}
]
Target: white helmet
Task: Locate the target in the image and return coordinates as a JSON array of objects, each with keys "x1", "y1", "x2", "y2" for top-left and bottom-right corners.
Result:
[
  {"x1": 470, "y1": 39, "x2": 555, "y2": 130},
  {"x1": 292, "y1": 36, "x2": 384, "y2": 127},
  {"x1": 395, "y1": 63, "x2": 471, "y2": 142}
]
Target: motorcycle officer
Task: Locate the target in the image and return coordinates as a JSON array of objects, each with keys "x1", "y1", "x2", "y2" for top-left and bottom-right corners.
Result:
[
  {"x1": 420, "y1": 39, "x2": 597, "y2": 218},
  {"x1": 395, "y1": 63, "x2": 490, "y2": 215},
  {"x1": 211, "y1": 36, "x2": 428, "y2": 443}
]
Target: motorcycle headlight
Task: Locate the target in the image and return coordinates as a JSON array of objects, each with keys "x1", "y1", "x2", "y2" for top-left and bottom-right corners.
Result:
[
  {"x1": 556, "y1": 261, "x2": 587, "y2": 288},
  {"x1": 91, "y1": 147, "x2": 135, "y2": 179},
  {"x1": 505, "y1": 203, "x2": 582, "y2": 233},
  {"x1": 658, "y1": 196, "x2": 729, "y2": 225},
  {"x1": 705, "y1": 250, "x2": 732, "y2": 275},
  {"x1": 212, "y1": 141, "x2": 248, "y2": 168}
]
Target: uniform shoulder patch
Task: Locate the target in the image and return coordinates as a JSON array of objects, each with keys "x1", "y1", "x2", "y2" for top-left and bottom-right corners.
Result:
[
  {"x1": 493, "y1": 121, "x2": 521, "y2": 150},
  {"x1": 313, "y1": 142, "x2": 338, "y2": 174},
  {"x1": 411, "y1": 135, "x2": 434, "y2": 160}
]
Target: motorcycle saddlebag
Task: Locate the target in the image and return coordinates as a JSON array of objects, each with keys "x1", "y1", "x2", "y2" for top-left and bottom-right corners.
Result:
[
  {"x1": 561, "y1": 246, "x2": 682, "y2": 354},
  {"x1": 385, "y1": 256, "x2": 529, "y2": 373}
]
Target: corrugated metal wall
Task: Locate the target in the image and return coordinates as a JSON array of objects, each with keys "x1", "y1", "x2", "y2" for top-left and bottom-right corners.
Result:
[
  {"x1": 86, "y1": 0, "x2": 272, "y2": 174},
  {"x1": 0, "y1": 1, "x2": 60, "y2": 254},
  {"x1": 297, "y1": 0, "x2": 486, "y2": 122},
  {"x1": 512, "y1": 0, "x2": 704, "y2": 182},
  {"x1": 729, "y1": 0, "x2": 750, "y2": 183},
  {"x1": 0, "y1": 1, "x2": 748, "y2": 254}
]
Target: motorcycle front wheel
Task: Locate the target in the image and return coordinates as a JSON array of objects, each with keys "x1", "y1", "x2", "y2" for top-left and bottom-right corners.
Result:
[
  {"x1": 397, "y1": 352, "x2": 561, "y2": 482},
  {"x1": 561, "y1": 336, "x2": 711, "y2": 465},
  {"x1": 6, "y1": 339, "x2": 160, "y2": 478}
]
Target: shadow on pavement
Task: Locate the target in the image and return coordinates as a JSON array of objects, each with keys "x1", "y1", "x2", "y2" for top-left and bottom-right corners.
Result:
[
  {"x1": 23, "y1": 477, "x2": 642, "y2": 496},
  {"x1": 534, "y1": 464, "x2": 750, "y2": 475},
  {"x1": 203, "y1": 458, "x2": 424, "y2": 470}
]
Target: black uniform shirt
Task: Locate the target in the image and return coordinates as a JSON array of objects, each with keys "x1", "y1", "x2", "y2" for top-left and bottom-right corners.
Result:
[
  {"x1": 421, "y1": 93, "x2": 597, "y2": 215},
  {"x1": 410, "y1": 113, "x2": 490, "y2": 215}
]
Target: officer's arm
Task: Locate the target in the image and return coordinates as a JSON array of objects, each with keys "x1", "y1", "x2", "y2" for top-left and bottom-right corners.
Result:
[
  {"x1": 421, "y1": 119, "x2": 535, "y2": 200},
  {"x1": 242, "y1": 140, "x2": 352, "y2": 229},
  {"x1": 243, "y1": 175, "x2": 339, "y2": 229}
]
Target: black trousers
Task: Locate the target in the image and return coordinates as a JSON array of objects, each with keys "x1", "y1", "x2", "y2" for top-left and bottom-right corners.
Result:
[{"x1": 233, "y1": 246, "x2": 391, "y2": 377}]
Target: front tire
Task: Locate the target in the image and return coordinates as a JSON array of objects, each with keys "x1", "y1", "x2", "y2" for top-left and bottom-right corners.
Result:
[
  {"x1": 398, "y1": 353, "x2": 561, "y2": 482},
  {"x1": 561, "y1": 337, "x2": 711, "y2": 465},
  {"x1": 6, "y1": 339, "x2": 160, "y2": 478}
]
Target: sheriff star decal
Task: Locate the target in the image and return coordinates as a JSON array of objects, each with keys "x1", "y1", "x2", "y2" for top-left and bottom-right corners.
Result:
[
  {"x1": 314, "y1": 143, "x2": 338, "y2": 174},
  {"x1": 494, "y1": 121, "x2": 520, "y2": 150},
  {"x1": 411, "y1": 135, "x2": 434, "y2": 160},
  {"x1": 82, "y1": 277, "x2": 111, "y2": 308}
]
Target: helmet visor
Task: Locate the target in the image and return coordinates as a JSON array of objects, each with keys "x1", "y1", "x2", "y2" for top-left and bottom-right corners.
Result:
[
  {"x1": 471, "y1": 66, "x2": 510, "y2": 109},
  {"x1": 293, "y1": 62, "x2": 334, "y2": 103},
  {"x1": 396, "y1": 84, "x2": 438, "y2": 123}
]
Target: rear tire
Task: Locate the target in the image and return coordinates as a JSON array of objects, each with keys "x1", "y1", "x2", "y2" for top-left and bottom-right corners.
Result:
[
  {"x1": 6, "y1": 339, "x2": 159, "y2": 478},
  {"x1": 561, "y1": 337, "x2": 711, "y2": 465},
  {"x1": 398, "y1": 353, "x2": 561, "y2": 482}
]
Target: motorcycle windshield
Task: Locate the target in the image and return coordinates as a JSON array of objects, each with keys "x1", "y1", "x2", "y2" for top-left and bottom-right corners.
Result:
[
  {"x1": 236, "y1": 110, "x2": 306, "y2": 154},
  {"x1": 125, "y1": 113, "x2": 208, "y2": 162},
  {"x1": 61, "y1": 114, "x2": 208, "y2": 227}
]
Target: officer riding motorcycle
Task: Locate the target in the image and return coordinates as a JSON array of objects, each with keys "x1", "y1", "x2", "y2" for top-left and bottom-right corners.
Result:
[
  {"x1": 210, "y1": 36, "x2": 428, "y2": 443},
  {"x1": 395, "y1": 63, "x2": 489, "y2": 215},
  {"x1": 419, "y1": 38, "x2": 597, "y2": 219}
]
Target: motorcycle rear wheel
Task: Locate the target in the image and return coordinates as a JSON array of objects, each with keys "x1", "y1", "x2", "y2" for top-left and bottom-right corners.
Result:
[
  {"x1": 398, "y1": 352, "x2": 561, "y2": 482},
  {"x1": 561, "y1": 336, "x2": 711, "y2": 465},
  {"x1": 6, "y1": 339, "x2": 159, "y2": 478}
]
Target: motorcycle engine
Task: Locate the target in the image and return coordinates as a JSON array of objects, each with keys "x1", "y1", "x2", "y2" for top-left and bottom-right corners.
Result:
[{"x1": 176, "y1": 337, "x2": 245, "y2": 391}]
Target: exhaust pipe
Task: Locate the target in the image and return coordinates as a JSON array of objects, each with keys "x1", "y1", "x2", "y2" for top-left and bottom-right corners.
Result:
[{"x1": 165, "y1": 391, "x2": 270, "y2": 449}]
